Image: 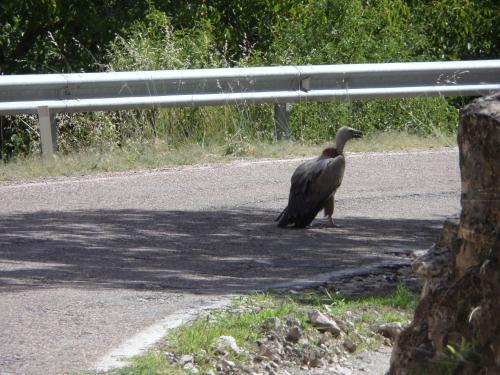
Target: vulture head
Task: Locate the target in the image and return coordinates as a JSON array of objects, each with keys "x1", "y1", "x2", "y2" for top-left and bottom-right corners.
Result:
[{"x1": 335, "y1": 126, "x2": 363, "y2": 154}]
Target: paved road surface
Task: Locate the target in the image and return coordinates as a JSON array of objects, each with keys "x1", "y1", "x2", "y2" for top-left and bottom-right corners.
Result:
[{"x1": 0, "y1": 149, "x2": 461, "y2": 374}]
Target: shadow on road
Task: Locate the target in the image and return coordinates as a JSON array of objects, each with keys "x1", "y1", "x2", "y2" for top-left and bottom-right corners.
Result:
[{"x1": 0, "y1": 208, "x2": 443, "y2": 293}]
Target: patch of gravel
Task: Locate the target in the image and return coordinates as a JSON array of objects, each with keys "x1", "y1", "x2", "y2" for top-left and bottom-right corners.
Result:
[
  {"x1": 163, "y1": 264, "x2": 418, "y2": 375},
  {"x1": 164, "y1": 308, "x2": 396, "y2": 375}
]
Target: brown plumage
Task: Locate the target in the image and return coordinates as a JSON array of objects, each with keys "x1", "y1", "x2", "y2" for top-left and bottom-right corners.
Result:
[{"x1": 276, "y1": 126, "x2": 363, "y2": 228}]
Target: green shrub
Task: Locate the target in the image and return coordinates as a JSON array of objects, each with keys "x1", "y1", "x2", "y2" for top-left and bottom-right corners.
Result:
[{"x1": 2, "y1": 2, "x2": 479, "y2": 161}]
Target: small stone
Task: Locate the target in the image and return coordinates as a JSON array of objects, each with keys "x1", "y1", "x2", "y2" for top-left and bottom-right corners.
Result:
[
  {"x1": 183, "y1": 362, "x2": 198, "y2": 374},
  {"x1": 214, "y1": 348, "x2": 227, "y2": 356},
  {"x1": 267, "y1": 332, "x2": 281, "y2": 342},
  {"x1": 317, "y1": 332, "x2": 333, "y2": 346},
  {"x1": 258, "y1": 343, "x2": 282, "y2": 363},
  {"x1": 309, "y1": 310, "x2": 341, "y2": 336},
  {"x1": 263, "y1": 317, "x2": 282, "y2": 331},
  {"x1": 216, "y1": 335, "x2": 243, "y2": 354},
  {"x1": 220, "y1": 358, "x2": 235, "y2": 369},
  {"x1": 164, "y1": 351, "x2": 176, "y2": 362},
  {"x1": 179, "y1": 354, "x2": 194, "y2": 365},
  {"x1": 310, "y1": 356, "x2": 325, "y2": 368},
  {"x1": 237, "y1": 364, "x2": 255, "y2": 374},
  {"x1": 343, "y1": 338, "x2": 357, "y2": 353},
  {"x1": 286, "y1": 326, "x2": 302, "y2": 343},
  {"x1": 256, "y1": 338, "x2": 267, "y2": 346},
  {"x1": 285, "y1": 316, "x2": 301, "y2": 327},
  {"x1": 354, "y1": 332, "x2": 367, "y2": 343},
  {"x1": 377, "y1": 322, "x2": 403, "y2": 341}
]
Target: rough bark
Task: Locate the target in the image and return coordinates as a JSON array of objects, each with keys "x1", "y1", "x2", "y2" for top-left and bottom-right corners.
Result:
[{"x1": 389, "y1": 93, "x2": 500, "y2": 375}]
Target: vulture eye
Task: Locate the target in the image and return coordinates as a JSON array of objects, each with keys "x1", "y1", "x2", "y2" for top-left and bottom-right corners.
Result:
[{"x1": 350, "y1": 129, "x2": 363, "y2": 138}]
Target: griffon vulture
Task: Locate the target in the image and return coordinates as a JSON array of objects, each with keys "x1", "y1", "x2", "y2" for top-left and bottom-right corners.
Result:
[{"x1": 276, "y1": 126, "x2": 363, "y2": 228}]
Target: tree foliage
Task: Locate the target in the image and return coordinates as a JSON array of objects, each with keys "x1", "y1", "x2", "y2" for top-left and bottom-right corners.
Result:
[
  {"x1": 1, "y1": 0, "x2": 498, "y2": 74},
  {"x1": 0, "y1": 1, "x2": 153, "y2": 73}
]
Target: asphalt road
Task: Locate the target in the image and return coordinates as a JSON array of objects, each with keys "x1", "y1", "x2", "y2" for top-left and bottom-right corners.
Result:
[{"x1": 0, "y1": 149, "x2": 461, "y2": 374}]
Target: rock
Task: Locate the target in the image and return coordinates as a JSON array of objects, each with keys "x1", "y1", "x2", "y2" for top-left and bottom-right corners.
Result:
[
  {"x1": 256, "y1": 337, "x2": 267, "y2": 346},
  {"x1": 334, "y1": 317, "x2": 355, "y2": 333},
  {"x1": 216, "y1": 335, "x2": 243, "y2": 354},
  {"x1": 237, "y1": 364, "x2": 255, "y2": 374},
  {"x1": 263, "y1": 317, "x2": 282, "y2": 331},
  {"x1": 343, "y1": 338, "x2": 357, "y2": 353},
  {"x1": 318, "y1": 332, "x2": 333, "y2": 347},
  {"x1": 221, "y1": 359, "x2": 235, "y2": 368},
  {"x1": 258, "y1": 343, "x2": 282, "y2": 362},
  {"x1": 286, "y1": 326, "x2": 302, "y2": 343},
  {"x1": 309, "y1": 310, "x2": 341, "y2": 336},
  {"x1": 303, "y1": 349, "x2": 325, "y2": 368},
  {"x1": 214, "y1": 348, "x2": 227, "y2": 356},
  {"x1": 269, "y1": 360, "x2": 279, "y2": 369},
  {"x1": 183, "y1": 362, "x2": 199, "y2": 374},
  {"x1": 285, "y1": 316, "x2": 301, "y2": 327},
  {"x1": 164, "y1": 351, "x2": 176, "y2": 363},
  {"x1": 377, "y1": 322, "x2": 403, "y2": 341},
  {"x1": 309, "y1": 356, "x2": 325, "y2": 368},
  {"x1": 179, "y1": 354, "x2": 194, "y2": 365}
]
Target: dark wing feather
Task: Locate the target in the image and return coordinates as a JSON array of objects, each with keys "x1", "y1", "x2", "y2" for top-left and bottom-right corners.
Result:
[{"x1": 278, "y1": 155, "x2": 345, "y2": 228}]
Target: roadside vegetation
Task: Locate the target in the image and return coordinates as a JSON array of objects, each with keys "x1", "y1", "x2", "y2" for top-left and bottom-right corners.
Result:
[
  {"x1": 1, "y1": 0, "x2": 498, "y2": 167},
  {"x1": 0, "y1": 131, "x2": 455, "y2": 182},
  {"x1": 101, "y1": 285, "x2": 418, "y2": 374}
]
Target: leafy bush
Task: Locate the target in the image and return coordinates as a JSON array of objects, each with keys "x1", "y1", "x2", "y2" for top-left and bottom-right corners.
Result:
[{"x1": 6, "y1": 0, "x2": 498, "y2": 160}]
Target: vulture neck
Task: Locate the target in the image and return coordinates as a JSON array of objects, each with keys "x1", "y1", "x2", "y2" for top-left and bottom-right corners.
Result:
[
  {"x1": 335, "y1": 130, "x2": 350, "y2": 155},
  {"x1": 321, "y1": 147, "x2": 339, "y2": 158}
]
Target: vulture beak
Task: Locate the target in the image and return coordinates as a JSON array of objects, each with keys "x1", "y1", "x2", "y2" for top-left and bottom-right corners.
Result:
[{"x1": 350, "y1": 129, "x2": 363, "y2": 138}]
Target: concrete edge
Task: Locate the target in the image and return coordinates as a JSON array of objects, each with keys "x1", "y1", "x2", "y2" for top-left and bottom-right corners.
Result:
[{"x1": 94, "y1": 298, "x2": 233, "y2": 372}]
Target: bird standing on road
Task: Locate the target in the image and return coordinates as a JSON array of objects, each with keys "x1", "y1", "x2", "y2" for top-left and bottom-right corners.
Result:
[{"x1": 276, "y1": 126, "x2": 363, "y2": 228}]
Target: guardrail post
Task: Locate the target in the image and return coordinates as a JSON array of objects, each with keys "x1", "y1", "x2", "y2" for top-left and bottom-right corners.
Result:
[
  {"x1": 274, "y1": 103, "x2": 291, "y2": 140},
  {"x1": 37, "y1": 106, "x2": 57, "y2": 158}
]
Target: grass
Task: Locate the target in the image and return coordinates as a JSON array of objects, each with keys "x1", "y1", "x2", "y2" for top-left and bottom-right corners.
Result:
[
  {"x1": 292, "y1": 284, "x2": 418, "y2": 350},
  {"x1": 107, "y1": 286, "x2": 419, "y2": 374},
  {"x1": 0, "y1": 131, "x2": 455, "y2": 182},
  {"x1": 160, "y1": 293, "x2": 310, "y2": 373}
]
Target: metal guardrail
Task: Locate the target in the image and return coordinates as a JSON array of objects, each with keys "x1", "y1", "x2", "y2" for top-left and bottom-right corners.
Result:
[{"x1": 1, "y1": 60, "x2": 500, "y2": 157}]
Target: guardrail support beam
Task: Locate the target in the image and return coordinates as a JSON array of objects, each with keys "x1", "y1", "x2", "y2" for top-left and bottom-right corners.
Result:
[
  {"x1": 37, "y1": 106, "x2": 57, "y2": 158},
  {"x1": 274, "y1": 103, "x2": 291, "y2": 140}
]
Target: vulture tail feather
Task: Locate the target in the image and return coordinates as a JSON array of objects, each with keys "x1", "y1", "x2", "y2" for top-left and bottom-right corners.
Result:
[
  {"x1": 275, "y1": 207, "x2": 287, "y2": 222},
  {"x1": 276, "y1": 207, "x2": 292, "y2": 228}
]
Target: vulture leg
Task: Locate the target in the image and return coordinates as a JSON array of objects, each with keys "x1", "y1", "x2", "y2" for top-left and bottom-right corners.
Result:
[{"x1": 323, "y1": 194, "x2": 336, "y2": 227}]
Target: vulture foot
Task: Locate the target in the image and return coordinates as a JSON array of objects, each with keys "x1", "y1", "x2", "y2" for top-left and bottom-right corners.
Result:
[{"x1": 326, "y1": 217, "x2": 341, "y2": 228}]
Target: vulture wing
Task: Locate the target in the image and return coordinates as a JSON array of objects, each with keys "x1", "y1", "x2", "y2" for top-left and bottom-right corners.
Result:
[{"x1": 278, "y1": 154, "x2": 345, "y2": 228}]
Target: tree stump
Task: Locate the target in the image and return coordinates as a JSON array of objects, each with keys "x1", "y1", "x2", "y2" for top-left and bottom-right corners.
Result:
[{"x1": 389, "y1": 93, "x2": 500, "y2": 375}]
